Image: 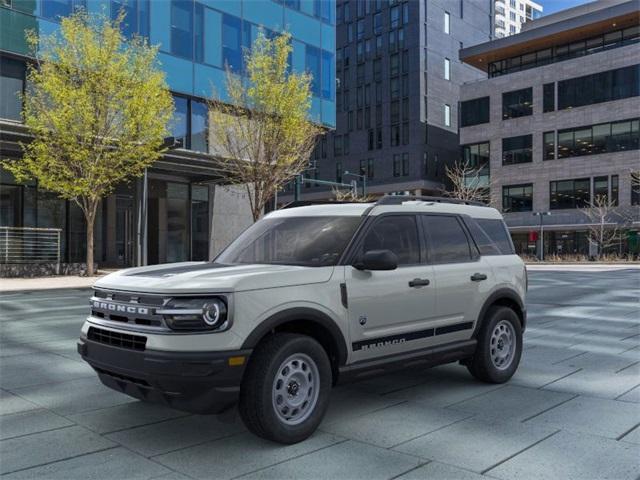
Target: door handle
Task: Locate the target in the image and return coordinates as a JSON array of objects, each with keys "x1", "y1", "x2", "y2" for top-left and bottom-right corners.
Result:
[
  {"x1": 471, "y1": 273, "x2": 488, "y2": 282},
  {"x1": 409, "y1": 278, "x2": 430, "y2": 287}
]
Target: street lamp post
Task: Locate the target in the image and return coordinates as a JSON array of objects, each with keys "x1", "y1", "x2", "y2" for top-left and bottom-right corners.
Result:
[
  {"x1": 532, "y1": 211, "x2": 551, "y2": 261},
  {"x1": 343, "y1": 171, "x2": 367, "y2": 197}
]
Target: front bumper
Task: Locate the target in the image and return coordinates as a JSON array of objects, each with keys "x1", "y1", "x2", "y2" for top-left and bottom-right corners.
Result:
[{"x1": 78, "y1": 335, "x2": 251, "y2": 414}]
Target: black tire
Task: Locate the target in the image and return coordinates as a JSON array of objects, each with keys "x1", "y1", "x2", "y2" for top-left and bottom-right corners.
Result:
[
  {"x1": 238, "y1": 333, "x2": 332, "y2": 444},
  {"x1": 467, "y1": 306, "x2": 522, "y2": 383}
]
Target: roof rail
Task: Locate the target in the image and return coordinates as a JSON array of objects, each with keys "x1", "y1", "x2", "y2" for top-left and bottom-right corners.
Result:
[
  {"x1": 375, "y1": 195, "x2": 486, "y2": 207},
  {"x1": 281, "y1": 200, "x2": 370, "y2": 209}
]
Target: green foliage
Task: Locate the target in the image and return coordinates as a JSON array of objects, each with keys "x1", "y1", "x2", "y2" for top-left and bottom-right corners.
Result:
[
  {"x1": 6, "y1": 11, "x2": 172, "y2": 205},
  {"x1": 209, "y1": 31, "x2": 322, "y2": 221},
  {"x1": 3, "y1": 11, "x2": 173, "y2": 273}
]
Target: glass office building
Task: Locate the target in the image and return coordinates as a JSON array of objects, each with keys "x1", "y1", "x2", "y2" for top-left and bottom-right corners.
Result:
[{"x1": 0, "y1": 0, "x2": 335, "y2": 268}]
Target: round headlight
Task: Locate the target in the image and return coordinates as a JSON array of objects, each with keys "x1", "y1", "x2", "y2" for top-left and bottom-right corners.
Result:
[{"x1": 203, "y1": 302, "x2": 221, "y2": 326}]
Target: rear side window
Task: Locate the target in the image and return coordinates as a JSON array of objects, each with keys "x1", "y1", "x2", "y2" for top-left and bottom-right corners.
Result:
[
  {"x1": 464, "y1": 219, "x2": 501, "y2": 256},
  {"x1": 360, "y1": 215, "x2": 420, "y2": 265},
  {"x1": 476, "y1": 218, "x2": 515, "y2": 255},
  {"x1": 422, "y1": 215, "x2": 472, "y2": 264}
]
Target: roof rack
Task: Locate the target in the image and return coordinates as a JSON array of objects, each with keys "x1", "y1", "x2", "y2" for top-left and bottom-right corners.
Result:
[
  {"x1": 281, "y1": 200, "x2": 370, "y2": 209},
  {"x1": 375, "y1": 195, "x2": 486, "y2": 207}
]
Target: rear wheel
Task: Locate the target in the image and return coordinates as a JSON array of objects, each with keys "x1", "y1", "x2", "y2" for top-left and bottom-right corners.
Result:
[
  {"x1": 239, "y1": 333, "x2": 332, "y2": 444},
  {"x1": 467, "y1": 306, "x2": 522, "y2": 383}
]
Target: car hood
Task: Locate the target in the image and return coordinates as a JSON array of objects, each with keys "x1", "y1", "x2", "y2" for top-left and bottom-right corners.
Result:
[{"x1": 93, "y1": 262, "x2": 335, "y2": 294}]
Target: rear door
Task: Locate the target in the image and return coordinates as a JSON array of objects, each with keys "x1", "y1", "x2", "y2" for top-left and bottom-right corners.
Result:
[
  {"x1": 345, "y1": 214, "x2": 437, "y2": 362},
  {"x1": 421, "y1": 214, "x2": 493, "y2": 340}
]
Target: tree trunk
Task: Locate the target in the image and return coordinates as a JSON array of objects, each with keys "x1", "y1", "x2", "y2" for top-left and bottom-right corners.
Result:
[{"x1": 86, "y1": 214, "x2": 95, "y2": 276}]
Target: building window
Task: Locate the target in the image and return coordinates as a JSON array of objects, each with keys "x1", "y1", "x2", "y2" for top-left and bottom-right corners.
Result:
[
  {"x1": 550, "y1": 178, "x2": 591, "y2": 209},
  {"x1": 543, "y1": 131, "x2": 555, "y2": 160},
  {"x1": 444, "y1": 58, "x2": 450, "y2": 80},
  {"x1": 488, "y1": 27, "x2": 640, "y2": 78},
  {"x1": 444, "y1": 104, "x2": 451, "y2": 127},
  {"x1": 41, "y1": 0, "x2": 86, "y2": 20},
  {"x1": 321, "y1": 50, "x2": 334, "y2": 100},
  {"x1": 0, "y1": 56, "x2": 25, "y2": 121},
  {"x1": 390, "y1": 78, "x2": 399, "y2": 99},
  {"x1": 334, "y1": 135, "x2": 342, "y2": 156},
  {"x1": 543, "y1": 82, "x2": 555, "y2": 112},
  {"x1": 557, "y1": 118, "x2": 640, "y2": 158},
  {"x1": 402, "y1": 153, "x2": 409, "y2": 176},
  {"x1": 502, "y1": 134, "x2": 532, "y2": 165},
  {"x1": 503, "y1": 184, "x2": 533, "y2": 213},
  {"x1": 391, "y1": 100, "x2": 399, "y2": 124},
  {"x1": 462, "y1": 142, "x2": 490, "y2": 176},
  {"x1": 368, "y1": 129, "x2": 374, "y2": 150},
  {"x1": 632, "y1": 172, "x2": 640, "y2": 206},
  {"x1": 444, "y1": 11, "x2": 450, "y2": 34},
  {"x1": 305, "y1": 45, "x2": 321, "y2": 97},
  {"x1": 112, "y1": 0, "x2": 150, "y2": 38},
  {"x1": 390, "y1": 54, "x2": 399, "y2": 76},
  {"x1": 460, "y1": 96, "x2": 489, "y2": 127},
  {"x1": 558, "y1": 64, "x2": 640, "y2": 110},
  {"x1": 374, "y1": 12, "x2": 382, "y2": 34},
  {"x1": 594, "y1": 175, "x2": 608, "y2": 201},
  {"x1": 393, "y1": 154, "x2": 401, "y2": 176},
  {"x1": 171, "y1": 0, "x2": 194, "y2": 60},
  {"x1": 344, "y1": 133, "x2": 350, "y2": 155},
  {"x1": 376, "y1": 128, "x2": 382, "y2": 149},
  {"x1": 390, "y1": 5, "x2": 400, "y2": 28},
  {"x1": 502, "y1": 87, "x2": 533, "y2": 119},
  {"x1": 222, "y1": 13, "x2": 242, "y2": 71},
  {"x1": 190, "y1": 99, "x2": 208, "y2": 153},
  {"x1": 336, "y1": 162, "x2": 343, "y2": 183},
  {"x1": 171, "y1": 95, "x2": 189, "y2": 148},
  {"x1": 391, "y1": 125, "x2": 400, "y2": 146}
]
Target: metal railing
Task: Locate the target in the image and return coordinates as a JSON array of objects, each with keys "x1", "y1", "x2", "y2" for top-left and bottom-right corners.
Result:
[{"x1": 0, "y1": 227, "x2": 62, "y2": 273}]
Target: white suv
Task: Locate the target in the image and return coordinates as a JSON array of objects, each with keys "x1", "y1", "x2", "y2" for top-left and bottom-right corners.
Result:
[{"x1": 78, "y1": 196, "x2": 526, "y2": 444}]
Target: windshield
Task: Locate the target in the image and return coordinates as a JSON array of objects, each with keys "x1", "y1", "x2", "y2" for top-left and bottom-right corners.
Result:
[{"x1": 216, "y1": 216, "x2": 362, "y2": 267}]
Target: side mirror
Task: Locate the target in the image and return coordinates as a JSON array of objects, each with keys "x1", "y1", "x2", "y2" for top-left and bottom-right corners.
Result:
[{"x1": 354, "y1": 249, "x2": 398, "y2": 271}]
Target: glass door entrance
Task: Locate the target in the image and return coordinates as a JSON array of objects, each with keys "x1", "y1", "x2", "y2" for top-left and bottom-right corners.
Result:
[{"x1": 115, "y1": 195, "x2": 134, "y2": 267}]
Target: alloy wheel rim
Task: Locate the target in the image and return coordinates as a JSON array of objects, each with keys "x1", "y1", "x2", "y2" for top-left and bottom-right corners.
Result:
[
  {"x1": 490, "y1": 320, "x2": 516, "y2": 370},
  {"x1": 272, "y1": 353, "x2": 320, "y2": 425}
]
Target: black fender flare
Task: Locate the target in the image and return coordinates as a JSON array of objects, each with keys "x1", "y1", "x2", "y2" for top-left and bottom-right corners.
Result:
[
  {"x1": 241, "y1": 307, "x2": 349, "y2": 366},
  {"x1": 473, "y1": 288, "x2": 526, "y2": 337}
]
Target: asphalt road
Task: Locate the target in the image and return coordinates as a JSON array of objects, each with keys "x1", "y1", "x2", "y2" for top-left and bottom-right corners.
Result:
[{"x1": 1, "y1": 268, "x2": 639, "y2": 479}]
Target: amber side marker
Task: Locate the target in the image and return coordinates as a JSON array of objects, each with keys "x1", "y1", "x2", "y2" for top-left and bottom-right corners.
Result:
[{"x1": 228, "y1": 356, "x2": 246, "y2": 366}]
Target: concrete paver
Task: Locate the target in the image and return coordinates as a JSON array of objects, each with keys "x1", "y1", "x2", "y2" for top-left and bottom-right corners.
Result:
[
  {"x1": 487, "y1": 430, "x2": 640, "y2": 480},
  {"x1": 524, "y1": 395, "x2": 640, "y2": 439},
  {"x1": 320, "y1": 401, "x2": 471, "y2": 448},
  {"x1": 393, "y1": 417, "x2": 557, "y2": 473},
  {"x1": 238, "y1": 440, "x2": 423, "y2": 480},
  {"x1": 1, "y1": 268, "x2": 639, "y2": 479}
]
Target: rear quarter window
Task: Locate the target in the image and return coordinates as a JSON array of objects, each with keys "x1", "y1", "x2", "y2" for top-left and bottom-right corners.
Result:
[{"x1": 475, "y1": 218, "x2": 515, "y2": 255}]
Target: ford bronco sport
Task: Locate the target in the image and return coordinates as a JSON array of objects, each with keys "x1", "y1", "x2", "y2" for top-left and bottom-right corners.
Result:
[{"x1": 78, "y1": 196, "x2": 526, "y2": 444}]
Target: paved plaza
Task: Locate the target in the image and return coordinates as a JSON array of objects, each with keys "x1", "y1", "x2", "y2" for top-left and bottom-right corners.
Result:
[{"x1": 1, "y1": 267, "x2": 639, "y2": 479}]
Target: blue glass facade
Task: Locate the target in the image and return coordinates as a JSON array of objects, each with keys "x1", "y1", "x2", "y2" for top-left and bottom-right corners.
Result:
[{"x1": 0, "y1": 0, "x2": 336, "y2": 128}]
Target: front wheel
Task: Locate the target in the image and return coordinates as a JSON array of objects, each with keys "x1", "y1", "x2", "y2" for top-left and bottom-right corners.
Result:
[
  {"x1": 239, "y1": 333, "x2": 332, "y2": 444},
  {"x1": 467, "y1": 306, "x2": 522, "y2": 383}
]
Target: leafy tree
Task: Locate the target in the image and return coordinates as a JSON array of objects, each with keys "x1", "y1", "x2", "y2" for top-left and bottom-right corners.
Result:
[
  {"x1": 4, "y1": 11, "x2": 173, "y2": 275},
  {"x1": 208, "y1": 32, "x2": 322, "y2": 221}
]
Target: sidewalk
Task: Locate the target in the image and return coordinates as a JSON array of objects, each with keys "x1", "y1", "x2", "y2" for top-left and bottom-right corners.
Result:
[
  {"x1": 525, "y1": 263, "x2": 640, "y2": 271},
  {"x1": 0, "y1": 271, "x2": 112, "y2": 292}
]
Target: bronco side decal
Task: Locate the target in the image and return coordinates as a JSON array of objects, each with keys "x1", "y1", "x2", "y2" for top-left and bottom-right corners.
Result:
[{"x1": 352, "y1": 321, "x2": 473, "y2": 351}]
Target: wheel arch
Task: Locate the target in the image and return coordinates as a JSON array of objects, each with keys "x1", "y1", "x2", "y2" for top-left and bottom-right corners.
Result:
[
  {"x1": 241, "y1": 307, "x2": 349, "y2": 373},
  {"x1": 473, "y1": 288, "x2": 526, "y2": 338}
]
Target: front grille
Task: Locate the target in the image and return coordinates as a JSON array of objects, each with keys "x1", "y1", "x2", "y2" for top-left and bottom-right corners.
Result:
[
  {"x1": 90, "y1": 289, "x2": 167, "y2": 330},
  {"x1": 88, "y1": 326, "x2": 147, "y2": 351}
]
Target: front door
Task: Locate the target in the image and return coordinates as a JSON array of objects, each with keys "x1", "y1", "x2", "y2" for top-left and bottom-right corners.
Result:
[
  {"x1": 345, "y1": 215, "x2": 437, "y2": 362},
  {"x1": 115, "y1": 196, "x2": 134, "y2": 267}
]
